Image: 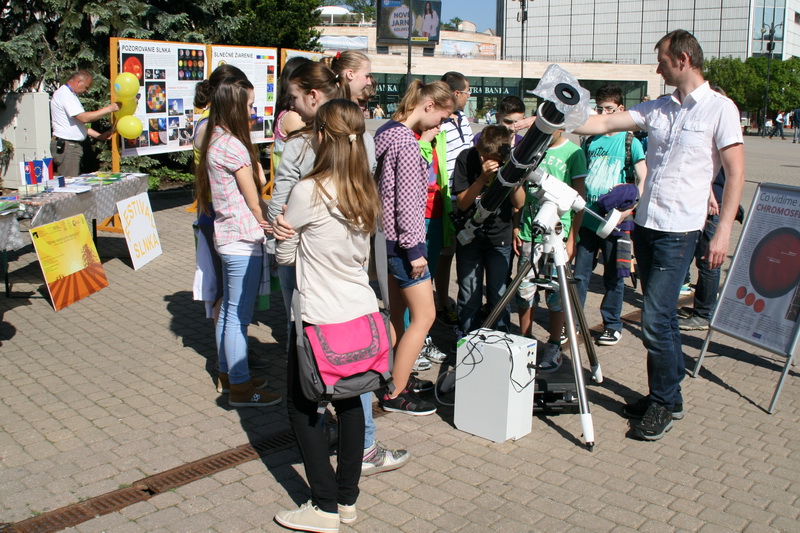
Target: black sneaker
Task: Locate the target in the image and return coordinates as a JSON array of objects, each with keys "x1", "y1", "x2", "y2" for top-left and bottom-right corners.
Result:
[
  {"x1": 436, "y1": 305, "x2": 459, "y2": 327},
  {"x1": 596, "y1": 328, "x2": 621, "y2": 346},
  {"x1": 623, "y1": 397, "x2": 684, "y2": 421},
  {"x1": 633, "y1": 403, "x2": 673, "y2": 441},
  {"x1": 678, "y1": 315, "x2": 710, "y2": 331},
  {"x1": 408, "y1": 373, "x2": 434, "y2": 394},
  {"x1": 380, "y1": 386, "x2": 436, "y2": 416}
]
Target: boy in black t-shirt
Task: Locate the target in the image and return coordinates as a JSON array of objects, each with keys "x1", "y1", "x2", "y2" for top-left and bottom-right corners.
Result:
[{"x1": 452, "y1": 125, "x2": 526, "y2": 334}]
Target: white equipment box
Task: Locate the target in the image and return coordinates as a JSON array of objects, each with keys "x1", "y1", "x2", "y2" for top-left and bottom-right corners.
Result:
[{"x1": 454, "y1": 329, "x2": 537, "y2": 442}]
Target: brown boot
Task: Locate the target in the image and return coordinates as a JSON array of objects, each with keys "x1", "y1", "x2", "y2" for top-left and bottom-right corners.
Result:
[
  {"x1": 216, "y1": 372, "x2": 269, "y2": 394},
  {"x1": 228, "y1": 382, "x2": 282, "y2": 407}
]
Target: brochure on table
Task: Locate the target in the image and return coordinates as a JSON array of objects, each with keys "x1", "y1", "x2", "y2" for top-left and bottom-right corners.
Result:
[
  {"x1": 30, "y1": 214, "x2": 109, "y2": 311},
  {"x1": 116, "y1": 192, "x2": 162, "y2": 270}
]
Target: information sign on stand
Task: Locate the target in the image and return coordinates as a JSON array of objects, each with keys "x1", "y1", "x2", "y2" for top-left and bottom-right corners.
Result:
[
  {"x1": 693, "y1": 183, "x2": 800, "y2": 413},
  {"x1": 116, "y1": 193, "x2": 162, "y2": 270},
  {"x1": 30, "y1": 214, "x2": 109, "y2": 311}
]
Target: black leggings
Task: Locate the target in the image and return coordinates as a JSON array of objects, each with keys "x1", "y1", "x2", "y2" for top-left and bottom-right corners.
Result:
[{"x1": 286, "y1": 324, "x2": 364, "y2": 513}]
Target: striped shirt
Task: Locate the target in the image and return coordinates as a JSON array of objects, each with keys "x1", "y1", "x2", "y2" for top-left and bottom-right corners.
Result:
[{"x1": 441, "y1": 110, "x2": 474, "y2": 188}]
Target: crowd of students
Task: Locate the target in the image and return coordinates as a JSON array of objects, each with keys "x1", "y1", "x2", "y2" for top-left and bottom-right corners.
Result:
[{"x1": 193, "y1": 30, "x2": 743, "y2": 530}]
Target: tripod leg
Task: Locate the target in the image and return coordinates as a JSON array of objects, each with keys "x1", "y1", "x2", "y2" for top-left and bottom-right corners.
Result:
[
  {"x1": 482, "y1": 255, "x2": 533, "y2": 330},
  {"x1": 556, "y1": 262, "x2": 595, "y2": 451},
  {"x1": 564, "y1": 264, "x2": 603, "y2": 383}
]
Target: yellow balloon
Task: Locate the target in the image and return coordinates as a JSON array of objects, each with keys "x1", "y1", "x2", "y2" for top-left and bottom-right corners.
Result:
[
  {"x1": 117, "y1": 116, "x2": 143, "y2": 139},
  {"x1": 114, "y1": 72, "x2": 140, "y2": 99},
  {"x1": 114, "y1": 98, "x2": 137, "y2": 120}
]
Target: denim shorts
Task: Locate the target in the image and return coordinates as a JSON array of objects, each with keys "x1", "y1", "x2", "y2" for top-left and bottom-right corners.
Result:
[{"x1": 387, "y1": 254, "x2": 431, "y2": 289}]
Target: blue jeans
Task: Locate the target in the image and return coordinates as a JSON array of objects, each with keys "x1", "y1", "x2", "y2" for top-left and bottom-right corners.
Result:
[
  {"x1": 361, "y1": 392, "x2": 375, "y2": 449},
  {"x1": 456, "y1": 238, "x2": 513, "y2": 333},
  {"x1": 632, "y1": 225, "x2": 699, "y2": 408},
  {"x1": 217, "y1": 253, "x2": 262, "y2": 384},
  {"x1": 573, "y1": 227, "x2": 625, "y2": 332},
  {"x1": 691, "y1": 215, "x2": 720, "y2": 320}
]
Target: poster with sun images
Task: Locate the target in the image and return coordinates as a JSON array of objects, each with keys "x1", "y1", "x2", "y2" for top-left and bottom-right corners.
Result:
[
  {"x1": 30, "y1": 215, "x2": 108, "y2": 311},
  {"x1": 713, "y1": 183, "x2": 800, "y2": 355},
  {"x1": 118, "y1": 39, "x2": 208, "y2": 157},
  {"x1": 210, "y1": 45, "x2": 278, "y2": 143}
]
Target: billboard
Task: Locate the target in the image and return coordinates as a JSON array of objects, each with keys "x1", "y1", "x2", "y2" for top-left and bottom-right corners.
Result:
[{"x1": 377, "y1": 0, "x2": 442, "y2": 46}]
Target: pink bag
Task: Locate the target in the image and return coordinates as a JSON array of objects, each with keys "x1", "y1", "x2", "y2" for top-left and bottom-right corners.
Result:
[{"x1": 303, "y1": 311, "x2": 390, "y2": 389}]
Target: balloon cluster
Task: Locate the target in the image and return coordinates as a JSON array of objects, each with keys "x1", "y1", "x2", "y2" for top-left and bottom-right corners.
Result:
[{"x1": 112, "y1": 73, "x2": 143, "y2": 139}]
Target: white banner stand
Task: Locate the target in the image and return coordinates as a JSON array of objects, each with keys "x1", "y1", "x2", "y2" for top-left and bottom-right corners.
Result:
[{"x1": 692, "y1": 183, "x2": 800, "y2": 413}]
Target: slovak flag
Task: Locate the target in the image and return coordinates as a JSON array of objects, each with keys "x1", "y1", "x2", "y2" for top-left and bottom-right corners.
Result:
[
  {"x1": 19, "y1": 160, "x2": 37, "y2": 185},
  {"x1": 42, "y1": 157, "x2": 54, "y2": 181}
]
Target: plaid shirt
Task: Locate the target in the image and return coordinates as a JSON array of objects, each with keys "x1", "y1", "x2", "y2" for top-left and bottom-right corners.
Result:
[
  {"x1": 375, "y1": 120, "x2": 429, "y2": 261},
  {"x1": 207, "y1": 127, "x2": 264, "y2": 247}
]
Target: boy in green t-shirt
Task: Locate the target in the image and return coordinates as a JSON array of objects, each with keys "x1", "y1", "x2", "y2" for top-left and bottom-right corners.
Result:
[{"x1": 513, "y1": 129, "x2": 587, "y2": 373}]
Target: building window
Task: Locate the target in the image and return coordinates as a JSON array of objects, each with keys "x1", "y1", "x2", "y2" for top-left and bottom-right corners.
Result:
[{"x1": 795, "y1": 11, "x2": 800, "y2": 24}]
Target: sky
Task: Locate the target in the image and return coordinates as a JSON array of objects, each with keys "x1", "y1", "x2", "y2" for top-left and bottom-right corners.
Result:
[{"x1": 440, "y1": 0, "x2": 497, "y2": 34}]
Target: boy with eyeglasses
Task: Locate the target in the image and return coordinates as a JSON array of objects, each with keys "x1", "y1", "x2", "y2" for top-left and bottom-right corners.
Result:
[{"x1": 573, "y1": 85, "x2": 647, "y2": 347}]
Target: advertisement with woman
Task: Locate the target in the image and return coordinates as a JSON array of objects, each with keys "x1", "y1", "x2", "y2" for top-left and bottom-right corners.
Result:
[{"x1": 377, "y1": 0, "x2": 442, "y2": 45}]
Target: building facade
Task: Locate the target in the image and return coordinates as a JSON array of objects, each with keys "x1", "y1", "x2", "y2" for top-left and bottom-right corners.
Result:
[{"x1": 498, "y1": 0, "x2": 800, "y2": 64}]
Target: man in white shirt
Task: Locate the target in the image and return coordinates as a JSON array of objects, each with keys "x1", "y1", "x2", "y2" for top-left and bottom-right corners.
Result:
[
  {"x1": 573, "y1": 30, "x2": 745, "y2": 441},
  {"x1": 50, "y1": 70, "x2": 121, "y2": 177}
]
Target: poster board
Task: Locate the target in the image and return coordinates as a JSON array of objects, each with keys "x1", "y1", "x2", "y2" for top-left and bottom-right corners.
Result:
[
  {"x1": 116, "y1": 193, "x2": 162, "y2": 270},
  {"x1": 115, "y1": 39, "x2": 209, "y2": 158},
  {"x1": 693, "y1": 183, "x2": 800, "y2": 413},
  {"x1": 30, "y1": 214, "x2": 108, "y2": 311},
  {"x1": 711, "y1": 183, "x2": 800, "y2": 355},
  {"x1": 209, "y1": 45, "x2": 279, "y2": 143},
  {"x1": 281, "y1": 48, "x2": 330, "y2": 68}
]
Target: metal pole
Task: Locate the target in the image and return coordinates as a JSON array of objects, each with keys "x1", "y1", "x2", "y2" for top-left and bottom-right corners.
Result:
[
  {"x1": 406, "y1": 2, "x2": 413, "y2": 88},
  {"x1": 763, "y1": 30, "x2": 774, "y2": 137}
]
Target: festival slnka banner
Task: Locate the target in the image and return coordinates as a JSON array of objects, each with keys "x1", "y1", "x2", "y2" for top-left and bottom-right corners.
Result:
[
  {"x1": 116, "y1": 193, "x2": 162, "y2": 270},
  {"x1": 210, "y1": 45, "x2": 278, "y2": 143},
  {"x1": 117, "y1": 39, "x2": 208, "y2": 157},
  {"x1": 30, "y1": 214, "x2": 109, "y2": 311}
]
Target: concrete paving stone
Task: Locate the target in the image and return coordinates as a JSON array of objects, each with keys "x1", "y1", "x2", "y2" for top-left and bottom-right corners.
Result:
[
  {"x1": 743, "y1": 523, "x2": 785, "y2": 533},
  {"x1": 749, "y1": 480, "x2": 798, "y2": 505},
  {"x1": 205, "y1": 482, "x2": 254, "y2": 509},
  {"x1": 71, "y1": 508, "x2": 138, "y2": 533},
  {"x1": 565, "y1": 508, "x2": 617, "y2": 531},
  {"x1": 627, "y1": 471, "x2": 675, "y2": 494},
  {"x1": 136, "y1": 506, "x2": 189, "y2": 530},
  {"x1": 723, "y1": 499, "x2": 777, "y2": 525},
  {"x1": 698, "y1": 506, "x2": 750, "y2": 530},
  {"x1": 405, "y1": 479, "x2": 452, "y2": 507},
  {"x1": 22, "y1": 440, "x2": 59, "y2": 460},
  {"x1": 347, "y1": 516, "x2": 396, "y2": 533},
  {"x1": 396, "y1": 496, "x2": 447, "y2": 521},
  {"x1": 444, "y1": 465, "x2": 491, "y2": 487},
  {"x1": 765, "y1": 499, "x2": 800, "y2": 520},
  {"x1": 150, "y1": 491, "x2": 186, "y2": 510},
  {"x1": 360, "y1": 501, "x2": 414, "y2": 527},
  {"x1": 430, "y1": 511, "x2": 471, "y2": 532}
]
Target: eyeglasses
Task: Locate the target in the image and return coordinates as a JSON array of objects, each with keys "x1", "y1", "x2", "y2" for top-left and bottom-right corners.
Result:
[
  {"x1": 456, "y1": 89, "x2": 471, "y2": 96},
  {"x1": 595, "y1": 105, "x2": 619, "y2": 114}
]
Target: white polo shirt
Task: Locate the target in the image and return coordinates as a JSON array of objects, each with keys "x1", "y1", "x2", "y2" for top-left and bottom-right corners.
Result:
[
  {"x1": 628, "y1": 82, "x2": 743, "y2": 232},
  {"x1": 50, "y1": 85, "x2": 88, "y2": 141}
]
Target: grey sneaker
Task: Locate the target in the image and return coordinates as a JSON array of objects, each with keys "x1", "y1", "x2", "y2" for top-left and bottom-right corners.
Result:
[
  {"x1": 421, "y1": 336, "x2": 447, "y2": 363},
  {"x1": 633, "y1": 403, "x2": 673, "y2": 441},
  {"x1": 362, "y1": 442, "x2": 410, "y2": 476},
  {"x1": 679, "y1": 315, "x2": 709, "y2": 331},
  {"x1": 274, "y1": 500, "x2": 339, "y2": 533},
  {"x1": 538, "y1": 342, "x2": 562, "y2": 373}
]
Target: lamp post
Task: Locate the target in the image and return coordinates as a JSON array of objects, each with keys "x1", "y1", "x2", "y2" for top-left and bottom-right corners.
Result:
[
  {"x1": 406, "y1": 2, "x2": 413, "y2": 88},
  {"x1": 761, "y1": 21, "x2": 783, "y2": 137},
  {"x1": 514, "y1": 0, "x2": 533, "y2": 97}
]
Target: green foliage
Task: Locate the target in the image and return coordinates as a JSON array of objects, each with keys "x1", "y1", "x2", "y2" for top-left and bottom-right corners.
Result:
[
  {"x1": 441, "y1": 17, "x2": 462, "y2": 31},
  {"x1": 234, "y1": 0, "x2": 322, "y2": 50},
  {"x1": 704, "y1": 56, "x2": 800, "y2": 117},
  {"x1": 147, "y1": 166, "x2": 195, "y2": 191}
]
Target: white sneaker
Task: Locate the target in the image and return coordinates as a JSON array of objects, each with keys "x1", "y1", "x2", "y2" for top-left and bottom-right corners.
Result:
[
  {"x1": 421, "y1": 336, "x2": 446, "y2": 363},
  {"x1": 337, "y1": 503, "x2": 356, "y2": 524},
  {"x1": 412, "y1": 352, "x2": 432, "y2": 371},
  {"x1": 274, "y1": 500, "x2": 339, "y2": 533},
  {"x1": 538, "y1": 342, "x2": 562, "y2": 373}
]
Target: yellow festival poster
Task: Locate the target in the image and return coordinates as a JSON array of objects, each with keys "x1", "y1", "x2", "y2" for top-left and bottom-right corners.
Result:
[{"x1": 30, "y1": 214, "x2": 109, "y2": 311}]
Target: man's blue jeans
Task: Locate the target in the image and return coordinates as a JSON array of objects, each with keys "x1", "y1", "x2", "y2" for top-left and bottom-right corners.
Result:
[
  {"x1": 632, "y1": 225, "x2": 699, "y2": 408},
  {"x1": 692, "y1": 215, "x2": 720, "y2": 320},
  {"x1": 217, "y1": 253, "x2": 262, "y2": 384},
  {"x1": 456, "y1": 238, "x2": 513, "y2": 334},
  {"x1": 573, "y1": 227, "x2": 625, "y2": 332}
]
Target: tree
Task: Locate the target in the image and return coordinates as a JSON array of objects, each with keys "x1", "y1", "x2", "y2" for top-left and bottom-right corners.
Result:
[
  {"x1": 234, "y1": 0, "x2": 322, "y2": 50},
  {"x1": 441, "y1": 17, "x2": 462, "y2": 31}
]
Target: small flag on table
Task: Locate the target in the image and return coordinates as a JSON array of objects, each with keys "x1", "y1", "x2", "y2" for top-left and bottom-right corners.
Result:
[
  {"x1": 33, "y1": 160, "x2": 44, "y2": 184},
  {"x1": 42, "y1": 157, "x2": 54, "y2": 181},
  {"x1": 19, "y1": 160, "x2": 37, "y2": 185}
]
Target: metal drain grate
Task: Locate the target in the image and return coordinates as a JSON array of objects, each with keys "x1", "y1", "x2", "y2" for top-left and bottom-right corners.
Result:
[{"x1": 4, "y1": 407, "x2": 389, "y2": 533}]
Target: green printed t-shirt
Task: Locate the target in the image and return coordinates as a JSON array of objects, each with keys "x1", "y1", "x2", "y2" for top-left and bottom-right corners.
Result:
[
  {"x1": 518, "y1": 139, "x2": 587, "y2": 242},
  {"x1": 582, "y1": 132, "x2": 644, "y2": 232}
]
